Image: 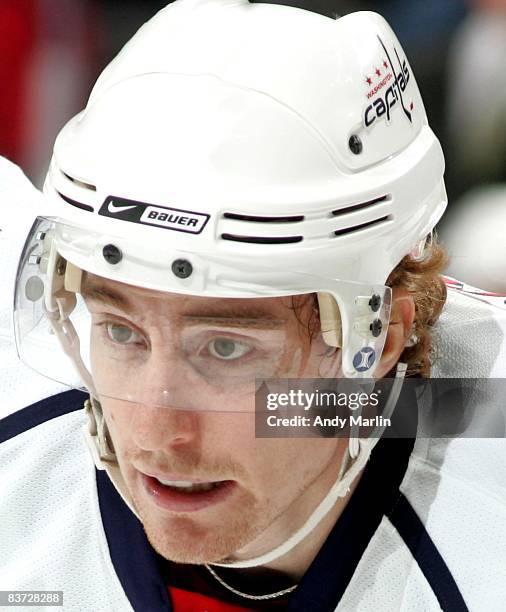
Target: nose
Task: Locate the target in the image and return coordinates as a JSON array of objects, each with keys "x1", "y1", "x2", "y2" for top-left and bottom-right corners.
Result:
[
  {"x1": 130, "y1": 403, "x2": 202, "y2": 452},
  {"x1": 125, "y1": 340, "x2": 206, "y2": 450}
]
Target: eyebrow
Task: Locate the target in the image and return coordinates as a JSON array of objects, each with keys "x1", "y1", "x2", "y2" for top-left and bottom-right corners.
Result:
[
  {"x1": 182, "y1": 316, "x2": 286, "y2": 330},
  {"x1": 81, "y1": 283, "x2": 287, "y2": 329},
  {"x1": 81, "y1": 285, "x2": 134, "y2": 313}
]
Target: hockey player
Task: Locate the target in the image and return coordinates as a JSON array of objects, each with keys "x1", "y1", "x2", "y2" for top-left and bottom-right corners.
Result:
[{"x1": 1, "y1": 1, "x2": 506, "y2": 611}]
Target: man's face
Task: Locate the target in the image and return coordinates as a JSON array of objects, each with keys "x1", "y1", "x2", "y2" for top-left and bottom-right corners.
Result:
[{"x1": 82, "y1": 275, "x2": 346, "y2": 564}]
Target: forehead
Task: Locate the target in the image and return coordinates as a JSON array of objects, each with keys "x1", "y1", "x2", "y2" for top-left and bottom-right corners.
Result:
[{"x1": 81, "y1": 273, "x2": 313, "y2": 322}]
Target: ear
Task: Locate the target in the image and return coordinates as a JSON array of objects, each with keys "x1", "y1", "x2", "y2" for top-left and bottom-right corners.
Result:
[{"x1": 375, "y1": 287, "x2": 415, "y2": 378}]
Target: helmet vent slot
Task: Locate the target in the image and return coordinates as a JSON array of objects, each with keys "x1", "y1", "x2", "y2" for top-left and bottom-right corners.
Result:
[
  {"x1": 57, "y1": 191, "x2": 94, "y2": 213},
  {"x1": 221, "y1": 234, "x2": 303, "y2": 245},
  {"x1": 333, "y1": 215, "x2": 392, "y2": 237},
  {"x1": 332, "y1": 195, "x2": 389, "y2": 217},
  {"x1": 223, "y1": 213, "x2": 304, "y2": 223},
  {"x1": 60, "y1": 171, "x2": 97, "y2": 192}
]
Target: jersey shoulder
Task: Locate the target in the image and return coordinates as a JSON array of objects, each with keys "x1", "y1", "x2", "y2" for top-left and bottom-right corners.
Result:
[
  {"x1": 0, "y1": 391, "x2": 134, "y2": 612},
  {"x1": 432, "y1": 277, "x2": 506, "y2": 377},
  {"x1": 444, "y1": 275, "x2": 506, "y2": 310}
]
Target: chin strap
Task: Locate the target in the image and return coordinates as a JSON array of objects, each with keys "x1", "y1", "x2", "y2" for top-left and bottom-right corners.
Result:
[
  {"x1": 82, "y1": 364, "x2": 407, "y2": 568},
  {"x1": 211, "y1": 362, "x2": 407, "y2": 569}
]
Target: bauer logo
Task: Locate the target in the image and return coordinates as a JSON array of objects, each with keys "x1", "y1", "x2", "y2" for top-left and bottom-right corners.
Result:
[
  {"x1": 140, "y1": 206, "x2": 209, "y2": 234},
  {"x1": 98, "y1": 197, "x2": 210, "y2": 235}
]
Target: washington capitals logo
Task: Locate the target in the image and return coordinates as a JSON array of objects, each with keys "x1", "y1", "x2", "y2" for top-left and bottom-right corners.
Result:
[
  {"x1": 362, "y1": 36, "x2": 414, "y2": 129},
  {"x1": 353, "y1": 347, "x2": 376, "y2": 372}
]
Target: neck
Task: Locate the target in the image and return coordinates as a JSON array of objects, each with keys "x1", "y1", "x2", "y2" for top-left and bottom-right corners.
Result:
[{"x1": 261, "y1": 467, "x2": 364, "y2": 580}]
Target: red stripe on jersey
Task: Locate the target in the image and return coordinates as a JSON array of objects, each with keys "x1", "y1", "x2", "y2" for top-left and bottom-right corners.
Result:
[
  {"x1": 168, "y1": 586, "x2": 256, "y2": 612},
  {"x1": 443, "y1": 275, "x2": 506, "y2": 298}
]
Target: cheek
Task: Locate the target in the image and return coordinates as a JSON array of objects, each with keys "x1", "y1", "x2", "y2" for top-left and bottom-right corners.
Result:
[
  {"x1": 255, "y1": 439, "x2": 339, "y2": 484},
  {"x1": 219, "y1": 415, "x2": 340, "y2": 496}
]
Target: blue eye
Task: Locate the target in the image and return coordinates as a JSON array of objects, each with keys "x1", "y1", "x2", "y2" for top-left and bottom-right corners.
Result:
[
  {"x1": 106, "y1": 323, "x2": 142, "y2": 345},
  {"x1": 207, "y1": 338, "x2": 251, "y2": 360}
]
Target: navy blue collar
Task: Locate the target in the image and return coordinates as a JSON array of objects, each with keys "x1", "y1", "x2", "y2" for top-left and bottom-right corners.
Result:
[
  {"x1": 0, "y1": 389, "x2": 86, "y2": 443},
  {"x1": 96, "y1": 470, "x2": 172, "y2": 610},
  {"x1": 289, "y1": 438, "x2": 414, "y2": 610}
]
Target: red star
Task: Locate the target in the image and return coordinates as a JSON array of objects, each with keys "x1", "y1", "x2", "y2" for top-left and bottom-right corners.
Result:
[
  {"x1": 366, "y1": 76, "x2": 373, "y2": 86},
  {"x1": 375, "y1": 68, "x2": 381, "y2": 77}
]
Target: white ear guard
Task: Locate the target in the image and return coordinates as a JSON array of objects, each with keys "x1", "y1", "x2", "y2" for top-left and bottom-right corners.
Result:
[{"x1": 317, "y1": 287, "x2": 392, "y2": 378}]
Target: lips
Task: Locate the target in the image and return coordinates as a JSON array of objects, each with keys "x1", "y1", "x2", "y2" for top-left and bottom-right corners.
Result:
[{"x1": 140, "y1": 472, "x2": 236, "y2": 512}]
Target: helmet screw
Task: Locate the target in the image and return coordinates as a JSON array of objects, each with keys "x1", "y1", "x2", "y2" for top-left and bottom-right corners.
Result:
[
  {"x1": 369, "y1": 294, "x2": 382, "y2": 312},
  {"x1": 370, "y1": 319, "x2": 383, "y2": 337},
  {"x1": 103, "y1": 244, "x2": 122, "y2": 265},
  {"x1": 348, "y1": 134, "x2": 363, "y2": 155},
  {"x1": 172, "y1": 259, "x2": 193, "y2": 279}
]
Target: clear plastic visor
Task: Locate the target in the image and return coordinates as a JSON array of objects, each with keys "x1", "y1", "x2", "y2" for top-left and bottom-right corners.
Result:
[{"x1": 14, "y1": 217, "x2": 393, "y2": 412}]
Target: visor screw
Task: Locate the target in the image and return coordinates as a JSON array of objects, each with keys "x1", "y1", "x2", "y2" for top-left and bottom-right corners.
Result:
[
  {"x1": 103, "y1": 244, "x2": 122, "y2": 265},
  {"x1": 172, "y1": 259, "x2": 193, "y2": 279},
  {"x1": 28, "y1": 255, "x2": 42, "y2": 266},
  {"x1": 370, "y1": 319, "x2": 383, "y2": 338},
  {"x1": 349, "y1": 135, "x2": 363, "y2": 155},
  {"x1": 369, "y1": 294, "x2": 381, "y2": 312}
]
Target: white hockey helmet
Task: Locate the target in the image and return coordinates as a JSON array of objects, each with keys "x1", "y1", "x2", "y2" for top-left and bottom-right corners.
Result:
[{"x1": 15, "y1": 0, "x2": 446, "y2": 396}]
